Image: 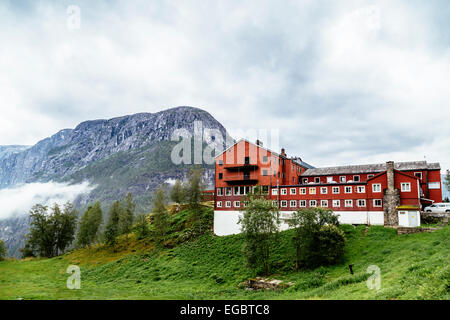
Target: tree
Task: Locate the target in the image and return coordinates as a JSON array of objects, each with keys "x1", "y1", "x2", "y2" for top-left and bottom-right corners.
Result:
[
  {"x1": 445, "y1": 170, "x2": 450, "y2": 193},
  {"x1": 288, "y1": 207, "x2": 345, "y2": 269},
  {"x1": 104, "y1": 201, "x2": 122, "y2": 248},
  {"x1": 77, "y1": 201, "x2": 103, "y2": 251},
  {"x1": 134, "y1": 214, "x2": 150, "y2": 240},
  {"x1": 152, "y1": 186, "x2": 170, "y2": 245},
  {"x1": 23, "y1": 203, "x2": 78, "y2": 258},
  {"x1": 185, "y1": 166, "x2": 205, "y2": 210},
  {"x1": 238, "y1": 189, "x2": 280, "y2": 275},
  {"x1": 120, "y1": 193, "x2": 135, "y2": 247},
  {"x1": 0, "y1": 239, "x2": 6, "y2": 261},
  {"x1": 444, "y1": 197, "x2": 450, "y2": 203},
  {"x1": 170, "y1": 179, "x2": 185, "y2": 204}
]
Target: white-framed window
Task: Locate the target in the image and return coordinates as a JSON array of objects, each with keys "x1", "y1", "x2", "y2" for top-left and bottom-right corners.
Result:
[
  {"x1": 414, "y1": 172, "x2": 422, "y2": 179},
  {"x1": 234, "y1": 186, "x2": 240, "y2": 195},
  {"x1": 299, "y1": 200, "x2": 307, "y2": 207},
  {"x1": 309, "y1": 187, "x2": 316, "y2": 195},
  {"x1": 353, "y1": 175, "x2": 360, "y2": 182},
  {"x1": 345, "y1": 199, "x2": 353, "y2": 207},
  {"x1": 272, "y1": 188, "x2": 278, "y2": 195},
  {"x1": 225, "y1": 187, "x2": 232, "y2": 196},
  {"x1": 243, "y1": 201, "x2": 249, "y2": 207},
  {"x1": 217, "y1": 188, "x2": 223, "y2": 196},
  {"x1": 302, "y1": 178, "x2": 308, "y2": 184},
  {"x1": 262, "y1": 169, "x2": 268, "y2": 176},
  {"x1": 281, "y1": 200, "x2": 288, "y2": 208},
  {"x1": 299, "y1": 188, "x2": 306, "y2": 195},
  {"x1": 373, "y1": 199, "x2": 382, "y2": 207},
  {"x1": 327, "y1": 176, "x2": 333, "y2": 183},
  {"x1": 357, "y1": 199, "x2": 366, "y2": 207},
  {"x1": 345, "y1": 186, "x2": 352, "y2": 194},
  {"x1": 290, "y1": 188, "x2": 297, "y2": 195},
  {"x1": 281, "y1": 188, "x2": 287, "y2": 195},
  {"x1": 401, "y1": 182, "x2": 411, "y2": 192},
  {"x1": 290, "y1": 200, "x2": 297, "y2": 207},
  {"x1": 332, "y1": 186, "x2": 340, "y2": 194},
  {"x1": 357, "y1": 186, "x2": 366, "y2": 193},
  {"x1": 428, "y1": 182, "x2": 441, "y2": 189},
  {"x1": 332, "y1": 200, "x2": 340, "y2": 207},
  {"x1": 272, "y1": 200, "x2": 278, "y2": 207},
  {"x1": 320, "y1": 200, "x2": 328, "y2": 207},
  {"x1": 321, "y1": 187, "x2": 328, "y2": 194},
  {"x1": 234, "y1": 201, "x2": 240, "y2": 208},
  {"x1": 225, "y1": 201, "x2": 232, "y2": 208},
  {"x1": 340, "y1": 176, "x2": 346, "y2": 183},
  {"x1": 309, "y1": 200, "x2": 317, "y2": 207},
  {"x1": 216, "y1": 201, "x2": 222, "y2": 208},
  {"x1": 372, "y1": 184, "x2": 381, "y2": 193}
]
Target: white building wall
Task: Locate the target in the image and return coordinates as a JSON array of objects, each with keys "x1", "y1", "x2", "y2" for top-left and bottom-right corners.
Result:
[{"x1": 214, "y1": 210, "x2": 385, "y2": 236}]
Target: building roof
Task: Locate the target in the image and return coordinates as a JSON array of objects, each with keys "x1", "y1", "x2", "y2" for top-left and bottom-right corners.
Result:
[{"x1": 302, "y1": 161, "x2": 440, "y2": 176}]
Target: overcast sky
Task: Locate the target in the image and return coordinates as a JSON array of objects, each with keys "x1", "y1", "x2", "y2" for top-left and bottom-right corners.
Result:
[{"x1": 0, "y1": 0, "x2": 449, "y2": 171}]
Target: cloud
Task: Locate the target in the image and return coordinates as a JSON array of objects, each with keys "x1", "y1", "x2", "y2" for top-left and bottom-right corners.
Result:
[
  {"x1": 0, "y1": 181, "x2": 94, "y2": 220},
  {"x1": 0, "y1": 0, "x2": 449, "y2": 172}
]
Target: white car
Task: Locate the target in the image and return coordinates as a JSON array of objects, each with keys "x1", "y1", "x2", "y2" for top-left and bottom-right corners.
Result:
[{"x1": 424, "y1": 203, "x2": 450, "y2": 213}]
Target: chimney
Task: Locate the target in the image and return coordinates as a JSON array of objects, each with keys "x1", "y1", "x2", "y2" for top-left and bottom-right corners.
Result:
[
  {"x1": 281, "y1": 148, "x2": 286, "y2": 157},
  {"x1": 256, "y1": 139, "x2": 263, "y2": 147},
  {"x1": 386, "y1": 161, "x2": 395, "y2": 191}
]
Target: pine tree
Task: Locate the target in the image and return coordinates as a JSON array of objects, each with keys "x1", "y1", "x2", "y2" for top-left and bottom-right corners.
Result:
[
  {"x1": 77, "y1": 201, "x2": 103, "y2": 251},
  {"x1": 0, "y1": 239, "x2": 6, "y2": 261},
  {"x1": 170, "y1": 179, "x2": 185, "y2": 204},
  {"x1": 134, "y1": 214, "x2": 150, "y2": 240},
  {"x1": 444, "y1": 170, "x2": 450, "y2": 193},
  {"x1": 185, "y1": 166, "x2": 205, "y2": 210},
  {"x1": 104, "y1": 201, "x2": 122, "y2": 248},
  {"x1": 152, "y1": 186, "x2": 170, "y2": 245},
  {"x1": 120, "y1": 193, "x2": 135, "y2": 247}
]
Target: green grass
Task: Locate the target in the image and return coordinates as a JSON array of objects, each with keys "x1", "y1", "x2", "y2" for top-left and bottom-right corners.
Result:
[{"x1": 0, "y1": 220, "x2": 448, "y2": 300}]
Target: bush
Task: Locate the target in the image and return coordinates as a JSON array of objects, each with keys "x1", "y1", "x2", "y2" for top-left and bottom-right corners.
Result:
[{"x1": 0, "y1": 240, "x2": 6, "y2": 261}]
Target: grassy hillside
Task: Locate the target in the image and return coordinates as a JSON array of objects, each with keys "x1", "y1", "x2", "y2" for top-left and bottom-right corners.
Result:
[{"x1": 0, "y1": 209, "x2": 448, "y2": 300}]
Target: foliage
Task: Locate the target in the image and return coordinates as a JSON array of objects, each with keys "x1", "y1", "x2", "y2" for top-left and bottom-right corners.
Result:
[
  {"x1": 120, "y1": 193, "x2": 136, "y2": 246},
  {"x1": 77, "y1": 201, "x2": 103, "y2": 249},
  {"x1": 134, "y1": 214, "x2": 150, "y2": 240},
  {"x1": 23, "y1": 202, "x2": 78, "y2": 258},
  {"x1": 185, "y1": 166, "x2": 205, "y2": 210},
  {"x1": 288, "y1": 207, "x2": 345, "y2": 269},
  {"x1": 444, "y1": 170, "x2": 450, "y2": 193},
  {"x1": 152, "y1": 186, "x2": 170, "y2": 245},
  {"x1": 170, "y1": 179, "x2": 185, "y2": 204},
  {"x1": 0, "y1": 239, "x2": 6, "y2": 261},
  {"x1": 239, "y1": 189, "x2": 280, "y2": 275},
  {"x1": 104, "y1": 201, "x2": 122, "y2": 248}
]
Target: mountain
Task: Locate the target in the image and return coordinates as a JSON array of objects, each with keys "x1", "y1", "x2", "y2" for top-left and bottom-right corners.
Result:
[{"x1": 0, "y1": 106, "x2": 232, "y2": 257}]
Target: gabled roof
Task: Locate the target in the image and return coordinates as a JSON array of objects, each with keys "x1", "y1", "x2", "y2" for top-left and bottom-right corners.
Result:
[{"x1": 302, "y1": 161, "x2": 440, "y2": 176}]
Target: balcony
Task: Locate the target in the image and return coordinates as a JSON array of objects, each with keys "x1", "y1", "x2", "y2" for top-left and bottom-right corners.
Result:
[
  {"x1": 223, "y1": 164, "x2": 259, "y2": 171},
  {"x1": 224, "y1": 173, "x2": 258, "y2": 185}
]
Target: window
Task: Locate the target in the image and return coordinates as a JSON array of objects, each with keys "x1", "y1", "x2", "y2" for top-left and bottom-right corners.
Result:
[
  {"x1": 281, "y1": 200, "x2": 288, "y2": 208},
  {"x1": 234, "y1": 201, "x2": 240, "y2": 208},
  {"x1": 320, "y1": 200, "x2": 328, "y2": 207},
  {"x1": 290, "y1": 188, "x2": 297, "y2": 195},
  {"x1": 281, "y1": 188, "x2": 287, "y2": 195},
  {"x1": 262, "y1": 156, "x2": 268, "y2": 162},
  {"x1": 327, "y1": 176, "x2": 333, "y2": 183},
  {"x1": 216, "y1": 188, "x2": 223, "y2": 196},
  {"x1": 216, "y1": 201, "x2": 222, "y2": 208},
  {"x1": 272, "y1": 200, "x2": 278, "y2": 207},
  {"x1": 357, "y1": 186, "x2": 366, "y2": 193},
  {"x1": 218, "y1": 160, "x2": 223, "y2": 165},
  {"x1": 272, "y1": 189, "x2": 278, "y2": 195},
  {"x1": 321, "y1": 187, "x2": 328, "y2": 194},
  {"x1": 262, "y1": 169, "x2": 268, "y2": 176},
  {"x1": 332, "y1": 186, "x2": 340, "y2": 194},
  {"x1": 299, "y1": 188, "x2": 306, "y2": 195},
  {"x1": 302, "y1": 178, "x2": 308, "y2": 184},
  {"x1": 345, "y1": 200, "x2": 353, "y2": 207},
  {"x1": 332, "y1": 200, "x2": 340, "y2": 207},
  {"x1": 244, "y1": 157, "x2": 250, "y2": 165},
  {"x1": 340, "y1": 176, "x2": 346, "y2": 183},
  {"x1": 309, "y1": 187, "x2": 316, "y2": 195},
  {"x1": 414, "y1": 172, "x2": 422, "y2": 179},
  {"x1": 315, "y1": 177, "x2": 320, "y2": 183},
  {"x1": 234, "y1": 187, "x2": 240, "y2": 195},
  {"x1": 299, "y1": 200, "x2": 306, "y2": 207},
  {"x1": 401, "y1": 182, "x2": 411, "y2": 192},
  {"x1": 428, "y1": 182, "x2": 440, "y2": 189},
  {"x1": 368, "y1": 174, "x2": 374, "y2": 179},
  {"x1": 225, "y1": 201, "x2": 231, "y2": 208},
  {"x1": 290, "y1": 200, "x2": 297, "y2": 207},
  {"x1": 372, "y1": 184, "x2": 381, "y2": 193},
  {"x1": 262, "y1": 186, "x2": 269, "y2": 194},
  {"x1": 345, "y1": 186, "x2": 352, "y2": 194},
  {"x1": 225, "y1": 187, "x2": 232, "y2": 196},
  {"x1": 309, "y1": 200, "x2": 317, "y2": 207},
  {"x1": 357, "y1": 199, "x2": 366, "y2": 207},
  {"x1": 353, "y1": 175, "x2": 360, "y2": 182},
  {"x1": 373, "y1": 199, "x2": 382, "y2": 207},
  {"x1": 218, "y1": 173, "x2": 223, "y2": 179},
  {"x1": 243, "y1": 201, "x2": 249, "y2": 207}
]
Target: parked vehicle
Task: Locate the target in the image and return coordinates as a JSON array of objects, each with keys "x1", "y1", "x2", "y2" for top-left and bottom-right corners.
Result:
[{"x1": 424, "y1": 203, "x2": 450, "y2": 213}]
